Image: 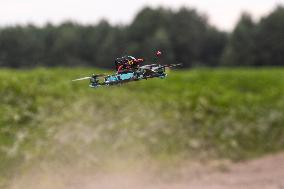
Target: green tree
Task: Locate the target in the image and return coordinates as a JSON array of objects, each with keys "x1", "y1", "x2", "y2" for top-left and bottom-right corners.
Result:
[
  {"x1": 222, "y1": 6, "x2": 284, "y2": 66},
  {"x1": 222, "y1": 13, "x2": 256, "y2": 66},
  {"x1": 254, "y1": 6, "x2": 284, "y2": 66},
  {"x1": 0, "y1": 7, "x2": 227, "y2": 68}
]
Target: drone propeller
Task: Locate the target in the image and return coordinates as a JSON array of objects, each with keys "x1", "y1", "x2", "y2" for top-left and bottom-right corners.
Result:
[
  {"x1": 163, "y1": 63, "x2": 183, "y2": 68},
  {"x1": 72, "y1": 77, "x2": 92, "y2": 82}
]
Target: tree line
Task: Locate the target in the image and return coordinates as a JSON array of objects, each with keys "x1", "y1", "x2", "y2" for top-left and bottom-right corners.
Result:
[{"x1": 0, "y1": 6, "x2": 283, "y2": 68}]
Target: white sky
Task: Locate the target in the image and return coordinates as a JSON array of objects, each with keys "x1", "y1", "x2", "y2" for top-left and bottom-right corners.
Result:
[{"x1": 0, "y1": 0, "x2": 283, "y2": 31}]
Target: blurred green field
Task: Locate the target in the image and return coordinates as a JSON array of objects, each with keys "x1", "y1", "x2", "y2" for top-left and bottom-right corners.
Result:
[{"x1": 0, "y1": 68, "x2": 284, "y2": 186}]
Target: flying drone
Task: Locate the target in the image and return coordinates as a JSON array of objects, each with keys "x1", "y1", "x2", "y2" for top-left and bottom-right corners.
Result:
[{"x1": 72, "y1": 51, "x2": 181, "y2": 88}]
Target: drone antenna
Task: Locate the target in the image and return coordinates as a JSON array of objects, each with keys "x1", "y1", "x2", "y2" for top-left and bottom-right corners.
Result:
[{"x1": 153, "y1": 50, "x2": 162, "y2": 64}]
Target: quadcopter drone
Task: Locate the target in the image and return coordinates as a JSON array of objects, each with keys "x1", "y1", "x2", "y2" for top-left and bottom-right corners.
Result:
[{"x1": 72, "y1": 51, "x2": 181, "y2": 88}]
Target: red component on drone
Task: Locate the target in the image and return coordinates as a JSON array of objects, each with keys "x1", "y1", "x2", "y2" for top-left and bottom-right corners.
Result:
[
  {"x1": 135, "y1": 58, "x2": 144, "y2": 63},
  {"x1": 156, "y1": 50, "x2": 162, "y2": 56},
  {"x1": 115, "y1": 56, "x2": 144, "y2": 73}
]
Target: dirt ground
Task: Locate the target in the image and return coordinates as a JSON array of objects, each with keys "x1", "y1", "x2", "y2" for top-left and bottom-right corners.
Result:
[{"x1": 9, "y1": 152, "x2": 284, "y2": 189}]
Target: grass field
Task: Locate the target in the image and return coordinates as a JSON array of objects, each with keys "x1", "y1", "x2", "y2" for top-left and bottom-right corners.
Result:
[{"x1": 0, "y1": 68, "x2": 284, "y2": 187}]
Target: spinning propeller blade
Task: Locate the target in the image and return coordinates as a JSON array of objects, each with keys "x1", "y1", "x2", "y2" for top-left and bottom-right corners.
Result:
[
  {"x1": 72, "y1": 77, "x2": 91, "y2": 82},
  {"x1": 164, "y1": 63, "x2": 183, "y2": 68}
]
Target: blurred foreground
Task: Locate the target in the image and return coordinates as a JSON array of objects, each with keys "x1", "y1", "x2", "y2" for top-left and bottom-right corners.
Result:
[
  {"x1": 9, "y1": 152, "x2": 284, "y2": 189},
  {"x1": 0, "y1": 68, "x2": 284, "y2": 188}
]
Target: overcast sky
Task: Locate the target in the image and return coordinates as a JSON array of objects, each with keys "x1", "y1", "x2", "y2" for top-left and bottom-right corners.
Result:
[{"x1": 0, "y1": 0, "x2": 283, "y2": 31}]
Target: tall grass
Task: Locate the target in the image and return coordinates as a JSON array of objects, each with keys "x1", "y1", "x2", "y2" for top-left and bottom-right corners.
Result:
[{"x1": 0, "y1": 68, "x2": 284, "y2": 186}]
